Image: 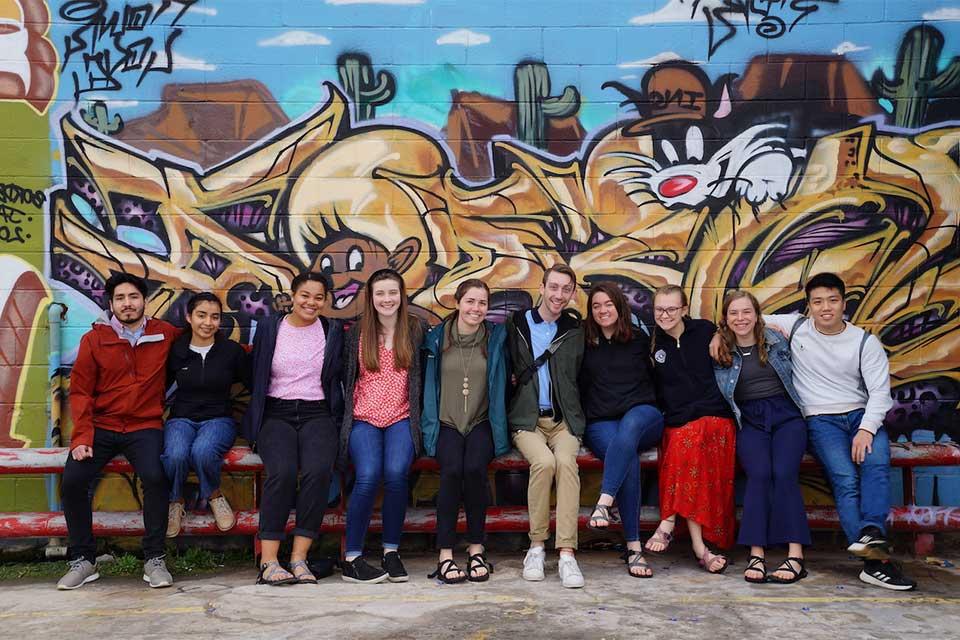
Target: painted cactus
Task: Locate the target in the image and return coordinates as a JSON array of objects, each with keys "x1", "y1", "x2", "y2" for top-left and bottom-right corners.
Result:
[
  {"x1": 513, "y1": 61, "x2": 580, "y2": 149},
  {"x1": 336, "y1": 53, "x2": 396, "y2": 122},
  {"x1": 872, "y1": 25, "x2": 960, "y2": 129},
  {"x1": 80, "y1": 101, "x2": 123, "y2": 135}
]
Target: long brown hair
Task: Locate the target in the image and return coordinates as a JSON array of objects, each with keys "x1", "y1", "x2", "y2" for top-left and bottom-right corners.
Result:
[
  {"x1": 717, "y1": 290, "x2": 769, "y2": 367},
  {"x1": 443, "y1": 278, "x2": 489, "y2": 357},
  {"x1": 584, "y1": 281, "x2": 633, "y2": 345},
  {"x1": 650, "y1": 284, "x2": 688, "y2": 356},
  {"x1": 359, "y1": 269, "x2": 420, "y2": 371}
]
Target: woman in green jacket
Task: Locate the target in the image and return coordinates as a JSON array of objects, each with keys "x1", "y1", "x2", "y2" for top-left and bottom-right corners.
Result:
[{"x1": 422, "y1": 279, "x2": 509, "y2": 584}]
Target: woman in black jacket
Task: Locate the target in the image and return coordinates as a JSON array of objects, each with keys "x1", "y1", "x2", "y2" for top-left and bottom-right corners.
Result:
[
  {"x1": 241, "y1": 272, "x2": 345, "y2": 586},
  {"x1": 163, "y1": 292, "x2": 249, "y2": 538}
]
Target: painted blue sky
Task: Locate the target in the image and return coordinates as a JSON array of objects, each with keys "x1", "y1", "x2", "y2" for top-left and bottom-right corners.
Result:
[{"x1": 50, "y1": 0, "x2": 960, "y2": 133}]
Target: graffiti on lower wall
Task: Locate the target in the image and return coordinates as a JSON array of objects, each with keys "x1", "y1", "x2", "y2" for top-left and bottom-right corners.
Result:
[{"x1": 0, "y1": 0, "x2": 958, "y2": 511}]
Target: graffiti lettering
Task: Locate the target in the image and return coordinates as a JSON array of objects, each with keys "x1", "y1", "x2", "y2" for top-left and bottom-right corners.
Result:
[
  {"x1": 0, "y1": 182, "x2": 46, "y2": 209},
  {"x1": 694, "y1": 0, "x2": 840, "y2": 58},
  {"x1": 0, "y1": 183, "x2": 41, "y2": 245},
  {"x1": 649, "y1": 88, "x2": 704, "y2": 113},
  {"x1": 59, "y1": 0, "x2": 196, "y2": 100}
]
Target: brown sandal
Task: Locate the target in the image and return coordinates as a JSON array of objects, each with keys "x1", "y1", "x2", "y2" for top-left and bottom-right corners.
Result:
[
  {"x1": 697, "y1": 549, "x2": 729, "y2": 574},
  {"x1": 644, "y1": 524, "x2": 675, "y2": 554}
]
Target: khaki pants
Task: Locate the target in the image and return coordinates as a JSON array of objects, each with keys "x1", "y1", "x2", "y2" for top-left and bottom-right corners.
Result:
[{"x1": 513, "y1": 417, "x2": 581, "y2": 550}]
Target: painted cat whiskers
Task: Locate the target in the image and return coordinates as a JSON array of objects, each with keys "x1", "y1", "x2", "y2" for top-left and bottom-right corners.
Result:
[{"x1": 602, "y1": 122, "x2": 805, "y2": 211}]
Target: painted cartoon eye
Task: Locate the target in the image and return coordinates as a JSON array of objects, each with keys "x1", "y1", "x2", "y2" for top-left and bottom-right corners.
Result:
[
  {"x1": 661, "y1": 139, "x2": 680, "y2": 164},
  {"x1": 319, "y1": 255, "x2": 333, "y2": 274},
  {"x1": 685, "y1": 126, "x2": 704, "y2": 161},
  {"x1": 347, "y1": 246, "x2": 364, "y2": 271}
]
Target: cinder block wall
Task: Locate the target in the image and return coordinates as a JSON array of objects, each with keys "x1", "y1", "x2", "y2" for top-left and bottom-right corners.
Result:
[{"x1": 0, "y1": 0, "x2": 958, "y2": 512}]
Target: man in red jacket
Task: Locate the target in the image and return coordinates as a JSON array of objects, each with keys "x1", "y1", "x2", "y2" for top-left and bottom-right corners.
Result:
[{"x1": 58, "y1": 273, "x2": 180, "y2": 590}]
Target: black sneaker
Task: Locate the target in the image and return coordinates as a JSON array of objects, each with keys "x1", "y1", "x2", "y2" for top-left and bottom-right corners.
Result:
[
  {"x1": 847, "y1": 526, "x2": 889, "y2": 558},
  {"x1": 381, "y1": 551, "x2": 409, "y2": 583},
  {"x1": 859, "y1": 559, "x2": 917, "y2": 591},
  {"x1": 341, "y1": 557, "x2": 388, "y2": 584}
]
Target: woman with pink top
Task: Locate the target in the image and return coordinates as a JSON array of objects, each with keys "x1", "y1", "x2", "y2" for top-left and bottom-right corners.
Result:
[
  {"x1": 340, "y1": 269, "x2": 425, "y2": 584},
  {"x1": 242, "y1": 272, "x2": 344, "y2": 586}
]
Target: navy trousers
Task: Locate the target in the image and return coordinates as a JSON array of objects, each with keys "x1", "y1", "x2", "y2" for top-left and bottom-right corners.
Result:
[{"x1": 735, "y1": 394, "x2": 811, "y2": 547}]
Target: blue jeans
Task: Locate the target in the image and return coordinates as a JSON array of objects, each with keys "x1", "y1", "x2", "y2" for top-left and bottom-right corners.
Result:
[
  {"x1": 807, "y1": 409, "x2": 891, "y2": 544},
  {"x1": 346, "y1": 419, "x2": 415, "y2": 556},
  {"x1": 585, "y1": 404, "x2": 664, "y2": 542},
  {"x1": 162, "y1": 417, "x2": 236, "y2": 501}
]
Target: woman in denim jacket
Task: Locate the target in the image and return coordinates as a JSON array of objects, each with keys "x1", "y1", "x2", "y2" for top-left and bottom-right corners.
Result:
[{"x1": 714, "y1": 290, "x2": 811, "y2": 585}]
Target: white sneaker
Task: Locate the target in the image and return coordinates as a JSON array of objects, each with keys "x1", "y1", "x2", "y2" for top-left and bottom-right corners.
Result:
[
  {"x1": 521, "y1": 546, "x2": 545, "y2": 581},
  {"x1": 558, "y1": 554, "x2": 584, "y2": 589}
]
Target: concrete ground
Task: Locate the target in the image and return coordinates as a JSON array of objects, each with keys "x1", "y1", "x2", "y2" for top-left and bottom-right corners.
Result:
[{"x1": 2, "y1": 550, "x2": 958, "y2": 640}]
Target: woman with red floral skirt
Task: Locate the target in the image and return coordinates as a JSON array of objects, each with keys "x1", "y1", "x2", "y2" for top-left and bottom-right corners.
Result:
[{"x1": 646, "y1": 285, "x2": 737, "y2": 573}]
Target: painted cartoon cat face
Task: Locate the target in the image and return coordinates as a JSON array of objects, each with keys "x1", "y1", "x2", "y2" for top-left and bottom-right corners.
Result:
[{"x1": 603, "y1": 123, "x2": 803, "y2": 210}]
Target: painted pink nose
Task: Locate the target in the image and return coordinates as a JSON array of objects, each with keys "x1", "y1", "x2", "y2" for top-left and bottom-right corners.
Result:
[{"x1": 659, "y1": 175, "x2": 698, "y2": 198}]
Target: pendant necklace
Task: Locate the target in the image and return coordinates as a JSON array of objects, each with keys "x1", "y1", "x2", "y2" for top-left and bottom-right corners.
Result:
[
  {"x1": 456, "y1": 324, "x2": 479, "y2": 413},
  {"x1": 736, "y1": 344, "x2": 754, "y2": 357}
]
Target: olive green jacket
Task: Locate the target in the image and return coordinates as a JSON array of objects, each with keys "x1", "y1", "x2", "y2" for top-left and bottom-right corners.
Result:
[{"x1": 505, "y1": 308, "x2": 585, "y2": 436}]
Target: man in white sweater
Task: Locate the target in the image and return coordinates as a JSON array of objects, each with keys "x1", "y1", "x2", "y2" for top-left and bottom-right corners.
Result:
[{"x1": 763, "y1": 273, "x2": 915, "y2": 591}]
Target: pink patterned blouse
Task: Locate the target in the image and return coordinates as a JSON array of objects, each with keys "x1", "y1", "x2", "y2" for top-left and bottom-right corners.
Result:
[
  {"x1": 352, "y1": 340, "x2": 410, "y2": 428},
  {"x1": 267, "y1": 317, "x2": 326, "y2": 400}
]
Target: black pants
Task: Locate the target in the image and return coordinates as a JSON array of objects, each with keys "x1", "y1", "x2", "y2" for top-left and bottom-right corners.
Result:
[
  {"x1": 62, "y1": 428, "x2": 168, "y2": 563},
  {"x1": 258, "y1": 398, "x2": 338, "y2": 540},
  {"x1": 435, "y1": 421, "x2": 494, "y2": 549}
]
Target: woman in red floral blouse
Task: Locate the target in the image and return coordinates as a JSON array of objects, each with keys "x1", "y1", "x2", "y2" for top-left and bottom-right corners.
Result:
[{"x1": 340, "y1": 269, "x2": 425, "y2": 584}]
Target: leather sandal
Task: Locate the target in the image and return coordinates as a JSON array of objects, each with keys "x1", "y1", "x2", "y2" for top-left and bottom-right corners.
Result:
[
  {"x1": 466, "y1": 553, "x2": 494, "y2": 582},
  {"x1": 428, "y1": 558, "x2": 467, "y2": 584},
  {"x1": 643, "y1": 524, "x2": 675, "y2": 554},
  {"x1": 257, "y1": 561, "x2": 297, "y2": 586},
  {"x1": 743, "y1": 555, "x2": 767, "y2": 584},
  {"x1": 767, "y1": 557, "x2": 808, "y2": 584},
  {"x1": 697, "y1": 549, "x2": 729, "y2": 574}
]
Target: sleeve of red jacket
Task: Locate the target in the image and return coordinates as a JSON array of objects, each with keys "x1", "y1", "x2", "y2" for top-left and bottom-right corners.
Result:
[{"x1": 68, "y1": 332, "x2": 98, "y2": 450}]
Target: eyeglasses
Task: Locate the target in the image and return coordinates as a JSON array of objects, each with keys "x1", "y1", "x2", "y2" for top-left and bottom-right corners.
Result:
[{"x1": 654, "y1": 306, "x2": 683, "y2": 317}]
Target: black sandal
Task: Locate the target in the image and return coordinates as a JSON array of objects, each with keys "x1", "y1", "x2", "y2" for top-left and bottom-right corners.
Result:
[
  {"x1": 767, "y1": 557, "x2": 808, "y2": 584},
  {"x1": 256, "y1": 561, "x2": 297, "y2": 586},
  {"x1": 621, "y1": 550, "x2": 653, "y2": 578},
  {"x1": 588, "y1": 504, "x2": 613, "y2": 530},
  {"x1": 467, "y1": 553, "x2": 494, "y2": 582},
  {"x1": 428, "y1": 558, "x2": 467, "y2": 584},
  {"x1": 289, "y1": 559, "x2": 318, "y2": 584},
  {"x1": 744, "y1": 555, "x2": 767, "y2": 584}
]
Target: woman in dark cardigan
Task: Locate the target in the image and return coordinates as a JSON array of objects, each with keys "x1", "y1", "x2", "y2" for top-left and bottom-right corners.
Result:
[{"x1": 242, "y1": 271, "x2": 344, "y2": 586}]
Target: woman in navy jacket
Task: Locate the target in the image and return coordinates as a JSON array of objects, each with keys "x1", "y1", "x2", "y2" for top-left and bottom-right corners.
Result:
[{"x1": 242, "y1": 271, "x2": 344, "y2": 585}]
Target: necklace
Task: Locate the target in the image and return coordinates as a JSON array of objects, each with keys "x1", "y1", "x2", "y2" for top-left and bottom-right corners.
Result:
[
  {"x1": 456, "y1": 324, "x2": 479, "y2": 413},
  {"x1": 736, "y1": 344, "x2": 755, "y2": 357}
]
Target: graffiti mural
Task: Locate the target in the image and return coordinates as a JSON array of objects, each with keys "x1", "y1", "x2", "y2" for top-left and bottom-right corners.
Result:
[{"x1": 0, "y1": 0, "x2": 958, "y2": 511}]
